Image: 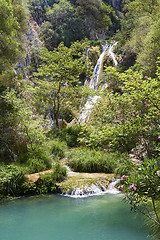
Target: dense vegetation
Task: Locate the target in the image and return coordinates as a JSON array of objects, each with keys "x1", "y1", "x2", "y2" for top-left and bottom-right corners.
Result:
[{"x1": 0, "y1": 0, "x2": 160, "y2": 238}]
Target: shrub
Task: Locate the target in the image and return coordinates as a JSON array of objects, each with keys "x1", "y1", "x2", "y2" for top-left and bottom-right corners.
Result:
[
  {"x1": 22, "y1": 163, "x2": 66, "y2": 195},
  {"x1": 0, "y1": 164, "x2": 25, "y2": 199},
  {"x1": 67, "y1": 148, "x2": 131, "y2": 174},
  {"x1": 59, "y1": 124, "x2": 81, "y2": 147},
  {"x1": 114, "y1": 161, "x2": 134, "y2": 176},
  {"x1": 27, "y1": 145, "x2": 52, "y2": 173},
  {"x1": 26, "y1": 158, "x2": 48, "y2": 173},
  {"x1": 52, "y1": 163, "x2": 67, "y2": 182},
  {"x1": 49, "y1": 140, "x2": 67, "y2": 159}
]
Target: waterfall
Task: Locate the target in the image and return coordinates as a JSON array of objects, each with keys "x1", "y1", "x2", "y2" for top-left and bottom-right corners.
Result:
[
  {"x1": 62, "y1": 179, "x2": 120, "y2": 198},
  {"x1": 78, "y1": 41, "x2": 118, "y2": 124},
  {"x1": 108, "y1": 42, "x2": 118, "y2": 67},
  {"x1": 84, "y1": 47, "x2": 91, "y2": 87},
  {"x1": 62, "y1": 165, "x2": 120, "y2": 198},
  {"x1": 89, "y1": 42, "x2": 109, "y2": 90}
]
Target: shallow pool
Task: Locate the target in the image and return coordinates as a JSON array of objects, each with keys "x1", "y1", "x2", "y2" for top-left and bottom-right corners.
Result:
[{"x1": 0, "y1": 194, "x2": 150, "y2": 240}]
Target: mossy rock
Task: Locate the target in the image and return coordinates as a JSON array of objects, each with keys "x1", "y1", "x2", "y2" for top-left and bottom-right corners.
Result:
[{"x1": 57, "y1": 172, "x2": 114, "y2": 195}]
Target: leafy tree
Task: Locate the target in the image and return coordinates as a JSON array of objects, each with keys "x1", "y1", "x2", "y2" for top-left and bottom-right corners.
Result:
[
  {"x1": 39, "y1": 0, "x2": 117, "y2": 49},
  {"x1": 79, "y1": 66, "x2": 160, "y2": 156},
  {"x1": 0, "y1": 0, "x2": 27, "y2": 74},
  {"x1": 118, "y1": 0, "x2": 160, "y2": 75},
  {"x1": 33, "y1": 40, "x2": 92, "y2": 128},
  {"x1": 75, "y1": 0, "x2": 114, "y2": 37},
  {"x1": 40, "y1": 0, "x2": 89, "y2": 49}
]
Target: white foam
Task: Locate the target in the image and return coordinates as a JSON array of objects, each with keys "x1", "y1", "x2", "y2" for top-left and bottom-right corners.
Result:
[{"x1": 62, "y1": 180, "x2": 120, "y2": 198}]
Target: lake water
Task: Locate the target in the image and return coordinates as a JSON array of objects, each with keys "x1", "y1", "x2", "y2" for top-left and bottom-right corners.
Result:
[{"x1": 0, "y1": 194, "x2": 150, "y2": 240}]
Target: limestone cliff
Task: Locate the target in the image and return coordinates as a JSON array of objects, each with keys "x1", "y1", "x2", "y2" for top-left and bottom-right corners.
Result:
[{"x1": 15, "y1": 19, "x2": 42, "y2": 77}]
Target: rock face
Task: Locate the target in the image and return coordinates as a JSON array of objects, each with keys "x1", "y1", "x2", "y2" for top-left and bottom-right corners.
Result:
[{"x1": 15, "y1": 19, "x2": 42, "y2": 76}]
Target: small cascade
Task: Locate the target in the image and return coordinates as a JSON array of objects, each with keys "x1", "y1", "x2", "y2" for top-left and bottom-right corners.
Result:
[
  {"x1": 89, "y1": 42, "x2": 109, "y2": 90},
  {"x1": 62, "y1": 178, "x2": 120, "y2": 198},
  {"x1": 63, "y1": 183, "x2": 107, "y2": 198},
  {"x1": 78, "y1": 95, "x2": 100, "y2": 123},
  {"x1": 63, "y1": 164, "x2": 79, "y2": 176},
  {"x1": 106, "y1": 179, "x2": 120, "y2": 194}
]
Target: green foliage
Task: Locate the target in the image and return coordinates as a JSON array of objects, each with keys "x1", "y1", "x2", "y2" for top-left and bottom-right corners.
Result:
[
  {"x1": 31, "y1": 0, "x2": 117, "y2": 49},
  {"x1": 67, "y1": 147, "x2": 130, "y2": 173},
  {"x1": 0, "y1": 164, "x2": 25, "y2": 199},
  {"x1": 118, "y1": 159, "x2": 160, "y2": 239},
  {"x1": 79, "y1": 67, "x2": 160, "y2": 157},
  {"x1": 34, "y1": 41, "x2": 91, "y2": 128},
  {"x1": 59, "y1": 124, "x2": 81, "y2": 147},
  {"x1": 118, "y1": 0, "x2": 160, "y2": 75},
  {"x1": 0, "y1": 0, "x2": 27, "y2": 74},
  {"x1": 39, "y1": 0, "x2": 90, "y2": 49},
  {"x1": 22, "y1": 163, "x2": 66, "y2": 195},
  {"x1": 49, "y1": 140, "x2": 67, "y2": 159},
  {"x1": 52, "y1": 163, "x2": 67, "y2": 182},
  {"x1": 27, "y1": 145, "x2": 52, "y2": 173},
  {"x1": 22, "y1": 174, "x2": 57, "y2": 195},
  {"x1": 75, "y1": 0, "x2": 115, "y2": 37}
]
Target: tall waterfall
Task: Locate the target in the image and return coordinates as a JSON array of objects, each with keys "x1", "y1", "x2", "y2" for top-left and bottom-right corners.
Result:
[
  {"x1": 108, "y1": 42, "x2": 118, "y2": 67},
  {"x1": 89, "y1": 42, "x2": 109, "y2": 90},
  {"x1": 78, "y1": 41, "x2": 118, "y2": 124}
]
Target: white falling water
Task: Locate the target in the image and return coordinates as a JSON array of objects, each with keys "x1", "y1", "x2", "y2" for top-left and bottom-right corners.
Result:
[
  {"x1": 63, "y1": 179, "x2": 120, "y2": 198},
  {"x1": 78, "y1": 42, "x2": 108, "y2": 123},
  {"x1": 79, "y1": 41, "x2": 118, "y2": 124},
  {"x1": 78, "y1": 95, "x2": 100, "y2": 123},
  {"x1": 89, "y1": 42, "x2": 109, "y2": 90},
  {"x1": 62, "y1": 165, "x2": 120, "y2": 198},
  {"x1": 108, "y1": 42, "x2": 118, "y2": 67}
]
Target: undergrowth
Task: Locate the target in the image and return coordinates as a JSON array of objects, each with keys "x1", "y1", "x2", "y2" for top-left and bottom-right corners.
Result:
[{"x1": 67, "y1": 147, "x2": 133, "y2": 175}]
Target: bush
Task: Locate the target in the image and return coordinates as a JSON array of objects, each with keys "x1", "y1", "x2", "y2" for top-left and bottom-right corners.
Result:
[
  {"x1": 27, "y1": 158, "x2": 48, "y2": 173},
  {"x1": 27, "y1": 145, "x2": 52, "y2": 173},
  {"x1": 0, "y1": 164, "x2": 25, "y2": 199},
  {"x1": 67, "y1": 148, "x2": 131, "y2": 174},
  {"x1": 114, "y1": 161, "x2": 134, "y2": 176},
  {"x1": 59, "y1": 124, "x2": 81, "y2": 147},
  {"x1": 52, "y1": 163, "x2": 67, "y2": 182},
  {"x1": 22, "y1": 163, "x2": 66, "y2": 195},
  {"x1": 49, "y1": 140, "x2": 67, "y2": 159}
]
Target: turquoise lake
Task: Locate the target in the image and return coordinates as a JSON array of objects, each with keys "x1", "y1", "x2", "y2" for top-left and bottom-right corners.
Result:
[{"x1": 0, "y1": 193, "x2": 150, "y2": 240}]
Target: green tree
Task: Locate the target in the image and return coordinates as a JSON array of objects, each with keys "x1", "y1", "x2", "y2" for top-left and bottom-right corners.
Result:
[
  {"x1": 79, "y1": 66, "x2": 160, "y2": 156},
  {"x1": 118, "y1": 0, "x2": 160, "y2": 75},
  {"x1": 75, "y1": 0, "x2": 114, "y2": 37},
  {"x1": 0, "y1": 0, "x2": 27, "y2": 74},
  {"x1": 33, "y1": 40, "x2": 92, "y2": 128},
  {"x1": 40, "y1": 0, "x2": 89, "y2": 49}
]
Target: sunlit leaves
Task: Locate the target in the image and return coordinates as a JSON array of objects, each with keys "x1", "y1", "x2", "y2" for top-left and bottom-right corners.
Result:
[{"x1": 79, "y1": 67, "x2": 160, "y2": 154}]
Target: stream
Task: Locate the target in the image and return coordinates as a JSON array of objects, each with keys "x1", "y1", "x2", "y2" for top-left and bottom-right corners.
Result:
[{"x1": 0, "y1": 194, "x2": 150, "y2": 240}]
